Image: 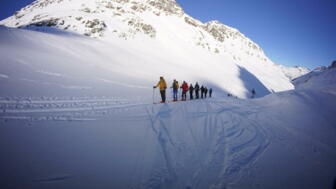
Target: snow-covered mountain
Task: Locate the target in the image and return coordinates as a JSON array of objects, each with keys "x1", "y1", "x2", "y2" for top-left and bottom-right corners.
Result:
[
  {"x1": 0, "y1": 0, "x2": 308, "y2": 98},
  {"x1": 1, "y1": 1, "x2": 335, "y2": 188}
]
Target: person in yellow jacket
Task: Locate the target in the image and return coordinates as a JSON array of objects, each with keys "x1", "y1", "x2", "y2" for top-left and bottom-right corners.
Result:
[{"x1": 153, "y1": 76, "x2": 167, "y2": 103}]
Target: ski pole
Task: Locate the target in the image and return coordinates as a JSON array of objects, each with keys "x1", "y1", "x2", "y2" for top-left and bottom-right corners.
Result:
[{"x1": 153, "y1": 87, "x2": 155, "y2": 104}]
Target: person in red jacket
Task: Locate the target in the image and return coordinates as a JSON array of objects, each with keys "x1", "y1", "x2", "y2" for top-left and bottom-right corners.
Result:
[{"x1": 181, "y1": 81, "x2": 189, "y2": 101}]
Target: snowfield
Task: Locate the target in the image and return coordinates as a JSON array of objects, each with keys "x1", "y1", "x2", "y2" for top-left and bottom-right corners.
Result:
[{"x1": 1, "y1": 45, "x2": 336, "y2": 188}]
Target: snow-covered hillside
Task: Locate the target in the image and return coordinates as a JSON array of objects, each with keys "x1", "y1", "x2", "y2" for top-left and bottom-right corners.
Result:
[
  {"x1": 277, "y1": 65, "x2": 310, "y2": 80},
  {"x1": 0, "y1": 24, "x2": 280, "y2": 99},
  {"x1": 293, "y1": 66, "x2": 336, "y2": 90},
  {"x1": 0, "y1": 0, "x2": 308, "y2": 98},
  {"x1": 1, "y1": 60, "x2": 335, "y2": 189}
]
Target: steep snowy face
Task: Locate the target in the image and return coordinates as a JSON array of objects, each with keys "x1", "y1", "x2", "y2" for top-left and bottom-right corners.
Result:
[{"x1": 202, "y1": 21, "x2": 265, "y2": 58}]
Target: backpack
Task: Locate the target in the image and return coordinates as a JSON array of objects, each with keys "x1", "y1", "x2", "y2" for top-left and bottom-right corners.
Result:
[
  {"x1": 182, "y1": 83, "x2": 188, "y2": 91},
  {"x1": 173, "y1": 81, "x2": 179, "y2": 90},
  {"x1": 195, "y1": 84, "x2": 199, "y2": 90}
]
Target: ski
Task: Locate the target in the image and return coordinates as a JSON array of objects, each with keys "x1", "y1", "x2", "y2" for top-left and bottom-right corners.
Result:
[
  {"x1": 153, "y1": 101, "x2": 166, "y2": 104},
  {"x1": 170, "y1": 100, "x2": 179, "y2": 102}
]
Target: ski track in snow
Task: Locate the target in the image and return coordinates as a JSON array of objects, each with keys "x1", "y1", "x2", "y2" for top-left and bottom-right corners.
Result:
[
  {"x1": 142, "y1": 100, "x2": 270, "y2": 189},
  {"x1": 32, "y1": 175, "x2": 73, "y2": 183},
  {"x1": 0, "y1": 97, "x2": 147, "y2": 121},
  {"x1": 0, "y1": 97, "x2": 270, "y2": 189}
]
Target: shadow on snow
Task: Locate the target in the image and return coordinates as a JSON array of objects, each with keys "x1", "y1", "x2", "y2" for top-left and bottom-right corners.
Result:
[{"x1": 237, "y1": 66, "x2": 271, "y2": 98}]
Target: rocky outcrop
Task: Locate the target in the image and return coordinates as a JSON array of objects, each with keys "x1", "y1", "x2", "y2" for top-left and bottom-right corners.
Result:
[{"x1": 147, "y1": 0, "x2": 183, "y2": 16}]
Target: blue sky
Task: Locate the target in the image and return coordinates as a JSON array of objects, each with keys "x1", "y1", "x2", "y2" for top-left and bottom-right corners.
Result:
[{"x1": 1, "y1": 0, "x2": 335, "y2": 69}]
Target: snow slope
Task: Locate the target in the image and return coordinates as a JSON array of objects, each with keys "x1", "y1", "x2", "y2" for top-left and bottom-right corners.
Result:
[
  {"x1": 293, "y1": 67, "x2": 336, "y2": 90},
  {"x1": 0, "y1": 25, "x2": 282, "y2": 99},
  {"x1": 0, "y1": 0, "x2": 307, "y2": 98},
  {"x1": 0, "y1": 65, "x2": 335, "y2": 189}
]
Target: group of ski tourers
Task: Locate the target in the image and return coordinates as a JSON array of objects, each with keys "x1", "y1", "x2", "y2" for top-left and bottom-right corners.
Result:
[{"x1": 153, "y1": 76, "x2": 212, "y2": 103}]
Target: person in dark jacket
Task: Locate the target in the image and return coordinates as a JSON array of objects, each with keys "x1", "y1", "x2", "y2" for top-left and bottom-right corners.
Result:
[
  {"x1": 251, "y1": 88, "x2": 256, "y2": 98},
  {"x1": 171, "y1": 79, "x2": 179, "y2": 101},
  {"x1": 189, "y1": 84, "x2": 194, "y2": 100},
  {"x1": 204, "y1": 87, "x2": 208, "y2": 98},
  {"x1": 194, "y1": 82, "x2": 200, "y2": 99},
  {"x1": 209, "y1": 88, "x2": 213, "y2": 97},
  {"x1": 200, "y1": 85, "x2": 204, "y2": 99}
]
